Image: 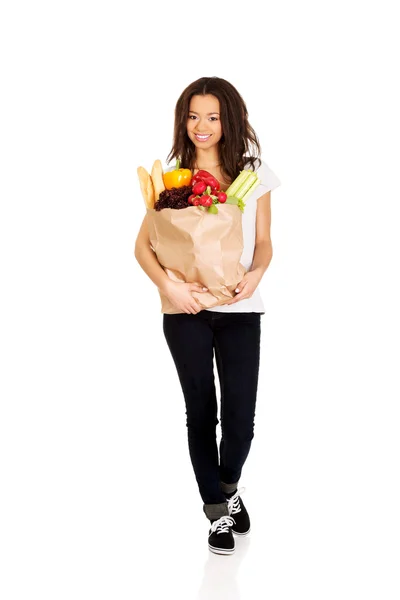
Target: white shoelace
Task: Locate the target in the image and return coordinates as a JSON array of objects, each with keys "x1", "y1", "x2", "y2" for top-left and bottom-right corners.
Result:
[
  {"x1": 210, "y1": 515, "x2": 235, "y2": 535},
  {"x1": 226, "y1": 486, "x2": 246, "y2": 516}
]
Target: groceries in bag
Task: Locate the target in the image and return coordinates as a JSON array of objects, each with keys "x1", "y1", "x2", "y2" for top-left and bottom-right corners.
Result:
[{"x1": 136, "y1": 158, "x2": 261, "y2": 313}]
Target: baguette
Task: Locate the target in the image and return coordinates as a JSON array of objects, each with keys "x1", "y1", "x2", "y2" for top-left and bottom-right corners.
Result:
[
  {"x1": 151, "y1": 159, "x2": 165, "y2": 201},
  {"x1": 137, "y1": 166, "x2": 155, "y2": 209}
]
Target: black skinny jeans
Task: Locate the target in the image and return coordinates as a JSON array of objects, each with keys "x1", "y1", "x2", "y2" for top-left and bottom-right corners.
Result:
[{"x1": 163, "y1": 310, "x2": 261, "y2": 511}]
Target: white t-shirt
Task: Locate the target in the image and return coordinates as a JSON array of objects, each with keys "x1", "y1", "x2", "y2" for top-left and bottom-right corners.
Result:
[{"x1": 162, "y1": 158, "x2": 281, "y2": 313}]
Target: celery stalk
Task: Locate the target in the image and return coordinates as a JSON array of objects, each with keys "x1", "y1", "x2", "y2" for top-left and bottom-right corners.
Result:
[
  {"x1": 235, "y1": 172, "x2": 259, "y2": 199},
  {"x1": 225, "y1": 170, "x2": 252, "y2": 197},
  {"x1": 241, "y1": 177, "x2": 261, "y2": 202},
  {"x1": 225, "y1": 169, "x2": 261, "y2": 212}
]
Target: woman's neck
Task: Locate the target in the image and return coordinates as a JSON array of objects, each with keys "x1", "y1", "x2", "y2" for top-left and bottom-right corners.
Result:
[{"x1": 194, "y1": 148, "x2": 220, "y2": 169}]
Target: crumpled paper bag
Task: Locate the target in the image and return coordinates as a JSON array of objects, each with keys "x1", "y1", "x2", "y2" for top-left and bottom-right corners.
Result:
[{"x1": 146, "y1": 204, "x2": 246, "y2": 314}]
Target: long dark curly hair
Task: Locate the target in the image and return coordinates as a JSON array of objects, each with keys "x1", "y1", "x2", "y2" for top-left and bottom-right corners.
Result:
[{"x1": 166, "y1": 76, "x2": 262, "y2": 183}]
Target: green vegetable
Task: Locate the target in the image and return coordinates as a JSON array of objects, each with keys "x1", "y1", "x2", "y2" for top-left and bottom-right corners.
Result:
[
  {"x1": 225, "y1": 170, "x2": 251, "y2": 197},
  {"x1": 225, "y1": 169, "x2": 261, "y2": 212}
]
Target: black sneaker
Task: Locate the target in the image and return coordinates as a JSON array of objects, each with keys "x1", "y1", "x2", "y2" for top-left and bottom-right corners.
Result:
[
  {"x1": 226, "y1": 487, "x2": 251, "y2": 536},
  {"x1": 208, "y1": 515, "x2": 235, "y2": 555}
]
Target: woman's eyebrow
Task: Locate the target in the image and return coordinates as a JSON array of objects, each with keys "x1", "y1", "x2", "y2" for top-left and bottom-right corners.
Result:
[{"x1": 189, "y1": 111, "x2": 220, "y2": 115}]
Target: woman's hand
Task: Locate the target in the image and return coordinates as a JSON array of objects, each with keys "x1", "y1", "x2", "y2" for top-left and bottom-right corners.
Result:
[
  {"x1": 161, "y1": 280, "x2": 208, "y2": 314},
  {"x1": 226, "y1": 269, "x2": 263, "y2": 305}
]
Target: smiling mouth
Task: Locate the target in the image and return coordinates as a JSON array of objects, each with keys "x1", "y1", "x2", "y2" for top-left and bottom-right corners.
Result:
[{"x1": 194, "y1": 134, "x2": 211, "y2": 141}]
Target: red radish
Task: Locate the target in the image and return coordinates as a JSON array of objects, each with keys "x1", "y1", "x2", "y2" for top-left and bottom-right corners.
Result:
[
  {"x1": 193, "y1": 198, "x2": 201, "y2": 206},
  {"x1": 192, "y1": 180, "x2": 207, "y2": 195},
  {"x1": 217, "y1": 192, "x2": 227, "y2": 203},
  {"x1": 200, "y1": 195, "x2": 213, "y2": 207},
  {"x1": 188, "y1": 194, "x2": 196, "y2": 204}
]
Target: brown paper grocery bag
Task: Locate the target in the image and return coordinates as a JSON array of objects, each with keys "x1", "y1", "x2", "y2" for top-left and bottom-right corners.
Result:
[{"x1": 146, "y1": 204, "x2": 246, "y2": 314}]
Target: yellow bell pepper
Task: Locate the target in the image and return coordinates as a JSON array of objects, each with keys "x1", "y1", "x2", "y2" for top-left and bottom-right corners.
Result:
[{"x1": 163, "y1": 159, "x2": 192, "y2": 189}]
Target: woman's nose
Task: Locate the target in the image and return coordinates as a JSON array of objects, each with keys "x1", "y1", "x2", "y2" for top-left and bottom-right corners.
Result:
[{"x1": 195, "y1": 119, "x2": 210, "y2": 131}]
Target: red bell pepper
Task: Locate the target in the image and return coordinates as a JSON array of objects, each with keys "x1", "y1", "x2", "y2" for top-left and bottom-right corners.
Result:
[
  {"x1": 191, "y1": 170, "x2": 212, "y2": 184},
  {"x1": 191, "y1": 169, "x2": 220, "y2": 192}
]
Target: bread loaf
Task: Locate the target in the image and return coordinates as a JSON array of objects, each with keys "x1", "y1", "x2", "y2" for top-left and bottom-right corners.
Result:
[
  {"x1": 137, "y1": 166, "x2": 155, "y2": 209},
  {"x1": 151, "y1": 159, "x2": 165, "y2": 201}
]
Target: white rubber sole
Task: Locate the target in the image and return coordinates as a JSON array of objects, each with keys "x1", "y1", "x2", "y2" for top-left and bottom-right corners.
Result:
[
  {"x1": 208, "y1": 544, "x2": 235, "y2": 555},
  {"x1": 231, "y1": 527, "x2": 251, "y2": 536}
]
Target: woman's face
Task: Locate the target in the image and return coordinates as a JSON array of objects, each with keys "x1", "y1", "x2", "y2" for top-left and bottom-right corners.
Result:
[{"x1": 186, "y1": 94, "x2": 223, "y2": 151}]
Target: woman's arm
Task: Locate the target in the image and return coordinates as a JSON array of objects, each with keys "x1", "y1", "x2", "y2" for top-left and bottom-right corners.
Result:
[
  {"x1": 134, "y1": 214, "x2": 208, "y2": 314},
  {"x1": 227, "y1": 191, "x2": 272, "y2": 304},
  {"x1": 250, "y1": 190, "x2": 273, "y2": 276}
]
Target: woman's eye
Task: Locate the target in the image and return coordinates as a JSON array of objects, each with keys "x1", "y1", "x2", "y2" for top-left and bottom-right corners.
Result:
[{"x1": 188, "y1": 115, "x2": 218, "y2": 121}]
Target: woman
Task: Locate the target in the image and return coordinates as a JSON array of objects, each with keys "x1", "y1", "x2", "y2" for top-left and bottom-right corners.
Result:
[{"x1": 135, "y1": 76, "x2": 281, "y2": 555}]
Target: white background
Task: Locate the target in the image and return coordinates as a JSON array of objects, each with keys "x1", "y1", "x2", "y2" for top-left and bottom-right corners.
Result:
[{"x1": 1, "y1": 1, "x2": 399, "y2": 599}]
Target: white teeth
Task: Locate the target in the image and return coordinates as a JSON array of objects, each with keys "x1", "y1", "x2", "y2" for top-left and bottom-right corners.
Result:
[{"x1": 195, "y1": 134, "x2": 211, "y2": 140}]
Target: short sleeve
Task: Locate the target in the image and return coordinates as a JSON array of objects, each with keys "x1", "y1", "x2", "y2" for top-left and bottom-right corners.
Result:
[{"x1": 252, "y1": 159, "x2": 281, "y2": 200}]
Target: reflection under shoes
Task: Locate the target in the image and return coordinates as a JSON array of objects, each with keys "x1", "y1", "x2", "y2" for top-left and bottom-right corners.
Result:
[{"x1": 196, "y1": 535, "x2": 251, "y2": 600}]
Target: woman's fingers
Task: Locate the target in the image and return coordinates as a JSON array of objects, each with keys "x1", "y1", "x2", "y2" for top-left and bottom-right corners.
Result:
[
  {"x1": 181, "y1": 301, "x2": 199, "y2": 315},
  {"x1": 189, "y1": 283, "x2": 208, "y2": 293},
  {"x1": 191, "y1": 301, "x2": 201, "y2": 314},
  {"x1": 227, "y1": 287, "x2": 251, "y2": 305},
  {"x1": 235, "y1": 280, "x2": 248, "y2": 294}
]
